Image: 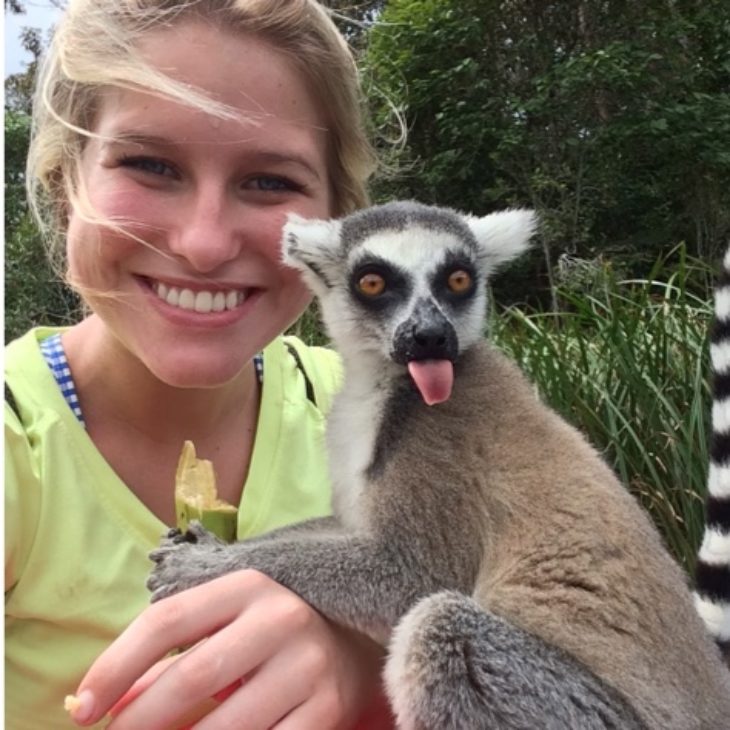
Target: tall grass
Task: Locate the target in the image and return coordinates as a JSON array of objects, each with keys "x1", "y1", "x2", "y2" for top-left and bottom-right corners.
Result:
[{"x1": 491, "y1": 249, "x2": 713, "y2": 571}]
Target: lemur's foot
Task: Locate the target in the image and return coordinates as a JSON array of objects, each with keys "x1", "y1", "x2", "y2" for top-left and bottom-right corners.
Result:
[{"x1": 147, "y1": 521, "x2": 227, "y2": 602}]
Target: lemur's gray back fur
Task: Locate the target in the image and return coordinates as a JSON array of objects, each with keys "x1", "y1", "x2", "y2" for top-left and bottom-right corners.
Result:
[
  {"x1": 148, "y1": 201, "x2": 730, "y2": 730},
  {"x1": 694, "y1": 245, "x2": 730, "y2": 667}
]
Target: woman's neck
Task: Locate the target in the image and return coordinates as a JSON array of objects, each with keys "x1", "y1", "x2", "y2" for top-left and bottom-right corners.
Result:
[{"x1": 62, "y1": 315, "x2": 259, "y2": 444}]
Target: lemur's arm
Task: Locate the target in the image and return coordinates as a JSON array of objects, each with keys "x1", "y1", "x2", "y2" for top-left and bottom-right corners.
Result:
[{"x1": 148, "y1": 521, "x2": 455, "y2": 643}]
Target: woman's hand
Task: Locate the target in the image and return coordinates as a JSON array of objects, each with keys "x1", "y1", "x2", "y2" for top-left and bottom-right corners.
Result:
[{"x1": 67, "y1": 570, "x2": 392, "y2": 729}]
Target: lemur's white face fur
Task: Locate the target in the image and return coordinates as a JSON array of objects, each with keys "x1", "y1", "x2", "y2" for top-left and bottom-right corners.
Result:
[{"x1": 283, "y1": 201, "x2": 536, "y2": 404}]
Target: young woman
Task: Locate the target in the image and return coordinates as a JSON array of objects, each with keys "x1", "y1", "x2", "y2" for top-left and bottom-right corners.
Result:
[{"x1": 4, "y1": 1, "x2": 391, "y2": 727}]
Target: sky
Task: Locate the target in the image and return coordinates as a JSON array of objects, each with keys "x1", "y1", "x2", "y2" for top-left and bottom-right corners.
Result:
[{"x1": 4, "y1": 1, "x2": 64, "y2": 77}]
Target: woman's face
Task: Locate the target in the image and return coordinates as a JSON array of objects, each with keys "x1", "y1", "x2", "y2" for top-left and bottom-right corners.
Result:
[{"x1": 67, "y1": 21, "x2": 332, "y2": 387}]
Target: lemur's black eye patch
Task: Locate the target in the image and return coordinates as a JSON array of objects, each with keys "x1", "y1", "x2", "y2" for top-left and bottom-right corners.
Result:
[
  {"x1": 349, "y1": 256, "x2": 412, "y2": 310},
  {"x1": 432, "y1": 251, "x2": 478, "y2": 303}
]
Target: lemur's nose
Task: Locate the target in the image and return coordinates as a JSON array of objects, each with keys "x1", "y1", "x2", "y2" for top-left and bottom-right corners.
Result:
[
  {"x1": 407, "y1": 317, "x2": 457, "y2": 361},
  {"x1": 391, "y1": 298, "x2": 459, "y2": 364},
  {"x1": 412, "y1": 324, "x2": 448, "y2": 351}
]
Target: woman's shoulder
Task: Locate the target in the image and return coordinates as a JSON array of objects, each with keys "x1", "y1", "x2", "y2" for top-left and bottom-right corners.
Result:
[
  {"x1": 5, "y1": 326, "x2": 90, "y2": 509},
  {"x1": 5, "y1": 326, "x2": 68, "y2": 373},
  {"x1": 5, "y1": 329, "x2": 66, "y2": 592},
  {"x1": 5, "y1": 327, "x2": 71, "y2": 424}
]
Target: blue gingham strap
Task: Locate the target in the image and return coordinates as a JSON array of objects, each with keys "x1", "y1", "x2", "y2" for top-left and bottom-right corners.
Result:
[{"x1": 40, "y1": 333, "x2": 86, "y2": 427}]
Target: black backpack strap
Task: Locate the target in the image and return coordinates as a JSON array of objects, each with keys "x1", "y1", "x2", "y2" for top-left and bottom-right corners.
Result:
[
  {"x1": 284, "y1": 342, "x2": 317, "y2": 408},
  {"x1": 5, "y1": 381, "x2": 20, "y2": 420}
]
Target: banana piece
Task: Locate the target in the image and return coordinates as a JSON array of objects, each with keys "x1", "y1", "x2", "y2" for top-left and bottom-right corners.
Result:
[
  {"x1": 63, "y1": 695, "x2": 82, "y2": 713},
  {"x1": 175, "y1": 441, "x2": 238, "y2": 543}
]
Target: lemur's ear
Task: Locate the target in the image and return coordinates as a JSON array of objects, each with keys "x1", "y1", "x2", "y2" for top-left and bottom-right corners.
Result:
[
  {"x1": 281, "y1": 214, "x2": 343, "y2": 292},
  {"x1": 465, "y1": 210, "x2": 537, "y2": 273}
]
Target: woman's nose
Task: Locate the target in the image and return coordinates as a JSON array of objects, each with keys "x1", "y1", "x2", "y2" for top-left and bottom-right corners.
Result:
[{"x1": 168, "y1": 185, "x2": 242, "y2": 273}]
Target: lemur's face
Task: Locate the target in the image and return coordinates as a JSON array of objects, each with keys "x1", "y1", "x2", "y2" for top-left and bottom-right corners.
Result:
[
  {"x1": 283, "y1": 202, "x2": 535, "y2": 404},
  {"x1": 339, "y1": 227, "x2": 486, "y2": 403}
]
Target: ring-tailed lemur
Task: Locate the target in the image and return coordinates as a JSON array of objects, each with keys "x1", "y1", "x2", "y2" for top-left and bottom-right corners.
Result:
[
  {"x1": 695, "y1": 245, "x2": 730, "y2": 667},
  {"x1": 148, "y1": 201, "x2": 730, "y2": 729}
]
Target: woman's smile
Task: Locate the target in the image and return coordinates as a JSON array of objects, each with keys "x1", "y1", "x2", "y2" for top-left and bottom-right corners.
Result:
[{"x1": 133, "y1": 273, "x2": 264, "y2": 330}]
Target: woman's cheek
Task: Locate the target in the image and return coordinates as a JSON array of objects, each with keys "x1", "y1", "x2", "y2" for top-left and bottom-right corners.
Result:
[
  {"x1": 95, "y1": 184, "x2": 177, "y2": 242},
  {"x1": 65, "y1": 191, "x2": 165, "y2": 288},
  {"x1": 81, "y1": 185, "x2": 174, "y2": 252}
]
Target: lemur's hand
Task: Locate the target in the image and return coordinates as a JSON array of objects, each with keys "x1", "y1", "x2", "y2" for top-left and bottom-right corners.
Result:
[{"x1": 147, "y1": 521, "x2": 230, "y2": 602}]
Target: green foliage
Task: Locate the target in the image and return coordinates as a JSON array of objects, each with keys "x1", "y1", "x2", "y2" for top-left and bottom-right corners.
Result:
[
  {"x1": 5, "y1": 108, "x2": 80, "y2": 343},
  {"x1": 5, "y1": 218, "x2": 81, "y2": 344},
  {"x1": 491, "y1": 248, "x2": 712, "y2": 570},
  {"x1": 287, "y1": 301, "x2": 330, "y2": 347},
  {"x1": 323, "y1": 0, "x2": 386, "y2": 47},
  {"x1": 4, "y1": 108, "x2": 31, "y2": 228},
  {"x1": 5, "y1": 21, "x2": 45, "y2": 114},
  {"x1": 366, "y1": 0, "x2": 730, "y2": 303}
]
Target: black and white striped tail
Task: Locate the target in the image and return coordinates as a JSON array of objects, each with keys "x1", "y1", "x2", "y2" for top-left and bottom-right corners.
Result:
[{"x1": 694, "y1": 246, "x2": 730, "y2": 665}]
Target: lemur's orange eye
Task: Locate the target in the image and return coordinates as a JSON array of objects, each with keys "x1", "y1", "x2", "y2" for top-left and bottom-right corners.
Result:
[
  {"x1": 358, "y1": 273, "x2": 386, "y2": 297},
  {"x1": 447, "y1": 269, "x2": 472, "y2": 293}
]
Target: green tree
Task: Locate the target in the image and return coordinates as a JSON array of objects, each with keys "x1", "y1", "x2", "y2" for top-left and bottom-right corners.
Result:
[
  {"x1": 5, "y1": 109, "x2": 80, "y2": 343},
  {"x1": 5, "y1": 0, "x2": 80, "y2": 342},
  {"x1": 5, "y1": 25, "x2": 42, "y2": 113},
  {"x1": 365, "y1": 0, "x2": 730, "y2": 304},
  {"x1": 324, "y1": 0, "x2": 385, "y2": 46}
]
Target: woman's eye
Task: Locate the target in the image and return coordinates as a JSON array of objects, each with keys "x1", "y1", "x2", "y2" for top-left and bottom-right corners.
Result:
[
  {"x1": 246, "y1": 176, "x2": 302, "y2": 193},
  {"x1": 119, "y1": 156, "x2": 177, "y2": 178}
]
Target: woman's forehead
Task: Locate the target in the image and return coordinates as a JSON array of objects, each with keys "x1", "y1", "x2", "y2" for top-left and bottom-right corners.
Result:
[
  {"x1": 87, "y1": 21, "x2": 330, "y2": 162},
  {"x1": 128, "y1": 20, "x2": 326, "y2": 126}
]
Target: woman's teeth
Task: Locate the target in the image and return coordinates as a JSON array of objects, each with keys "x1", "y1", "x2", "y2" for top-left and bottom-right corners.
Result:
[{"x1": 153, "y1": 282, "x2": 245, "y2": 313}]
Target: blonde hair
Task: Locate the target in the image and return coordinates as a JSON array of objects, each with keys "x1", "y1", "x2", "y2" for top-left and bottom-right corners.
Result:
[{"x1": 27, "y1": 0, "x2": 377, "y2": 272}]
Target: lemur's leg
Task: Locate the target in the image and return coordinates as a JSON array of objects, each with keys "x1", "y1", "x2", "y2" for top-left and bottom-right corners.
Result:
[{"x1": 385, "y1": 591, "x2": 645, "y2": 730}]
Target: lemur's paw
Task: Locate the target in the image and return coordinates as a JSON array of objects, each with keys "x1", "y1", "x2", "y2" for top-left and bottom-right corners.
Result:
[{"x1": 147, "y1": 521, "x2": 227, "y2": 602}]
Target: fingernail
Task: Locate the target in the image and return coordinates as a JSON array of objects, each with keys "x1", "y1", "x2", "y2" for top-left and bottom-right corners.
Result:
[{"x1": 71, "y1": 689, "x2": 95, "y2": 724}]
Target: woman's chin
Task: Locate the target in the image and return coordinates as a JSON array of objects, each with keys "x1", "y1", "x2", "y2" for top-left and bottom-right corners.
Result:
[{"x1": 145, "y1": 355, "x2": 252, "y2": 390}]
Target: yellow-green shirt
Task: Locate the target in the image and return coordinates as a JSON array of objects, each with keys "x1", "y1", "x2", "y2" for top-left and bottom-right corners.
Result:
[{"x1": 5, "y1": 328, "x2": 342, "y2": 730}]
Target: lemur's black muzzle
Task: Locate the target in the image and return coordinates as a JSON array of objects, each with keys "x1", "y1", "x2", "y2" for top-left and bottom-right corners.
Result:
[{"x1": 391, "y1": 299, "x2": 458, "y2": 364}]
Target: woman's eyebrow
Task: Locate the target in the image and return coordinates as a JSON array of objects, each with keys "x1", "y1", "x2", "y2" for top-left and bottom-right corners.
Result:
[{"x1": 101, "y1": 133, "x2": 173, "y2": 151}]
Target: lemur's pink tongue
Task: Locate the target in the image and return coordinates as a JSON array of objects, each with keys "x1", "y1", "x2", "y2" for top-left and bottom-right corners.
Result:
[{"x1": 407, "y1": 360, "x2": 454, "y2": 406}]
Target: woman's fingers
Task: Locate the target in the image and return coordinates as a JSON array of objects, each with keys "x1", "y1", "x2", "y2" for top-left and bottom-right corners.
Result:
[
  {"x1": 107, "y1": 586, "x2": 315, "y2": 729},
  {"x1": 70, "y1": 571, "x2": 265, "y2": 726},
  {"x1": 193, "y1": 603, "x2": 357, "y2": 730},
  {"x1": 108, "y1": 654, "x2": 179, "y2": 717},
  {"x1": 108, "y1": 648, "x2": 242, "y2": 713},
  {"x1": 194, "y1": 659, "x2": 308, "y2": 730},
  {"x1": 69, "y1": 568, "x2": 390, "y2": 730}
]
